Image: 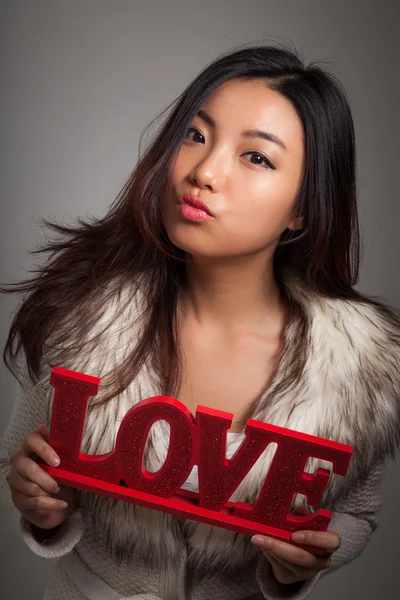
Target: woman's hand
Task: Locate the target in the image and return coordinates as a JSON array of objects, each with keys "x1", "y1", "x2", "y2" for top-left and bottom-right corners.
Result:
[
  {"x1": 6, "y1": 424, "x2": 77, "y2": 530},
  {"x1": 251, "y1": 507, "x2": 340, "y2": 585}
]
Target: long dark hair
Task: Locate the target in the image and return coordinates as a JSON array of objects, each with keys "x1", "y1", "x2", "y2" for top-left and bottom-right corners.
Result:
[{"x1": 2, "y1": 41, "x2": 399, "y2": 404}]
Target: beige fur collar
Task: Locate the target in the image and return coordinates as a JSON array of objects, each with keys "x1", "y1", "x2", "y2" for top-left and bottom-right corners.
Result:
[{"x1": 39, "y1": 271, "x2": 400, "y2": 568}]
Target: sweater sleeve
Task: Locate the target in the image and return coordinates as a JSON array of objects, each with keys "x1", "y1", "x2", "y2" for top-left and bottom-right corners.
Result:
[
  {"x1": 0, "y1": 360, "x2": 84, "y2": 558},
  {"x1": 255, "y1": 457, "x2": 385, "y2": 599}
]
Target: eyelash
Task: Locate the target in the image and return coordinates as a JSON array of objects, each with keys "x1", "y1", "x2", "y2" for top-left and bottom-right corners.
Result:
[{"x1": 184, "y1": 127, "x2": 276, "y2": 171}]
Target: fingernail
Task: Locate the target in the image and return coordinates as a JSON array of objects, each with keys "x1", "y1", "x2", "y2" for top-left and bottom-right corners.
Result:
[
  {"x1": 54, "y1": 486, "x2": 60, "y2": 494},
  {"x1": 292, "y1": 532, "x2": 305, "y2": 541},
  {"x1": 49, "y1": 454, "x2": 60, "y2": 466},
  {"x1": 60, "y1": 501, "x2": 68, "y2": 509},
  {"x1": 251, "y1": 535, "x2": 265, "y2": 547}
]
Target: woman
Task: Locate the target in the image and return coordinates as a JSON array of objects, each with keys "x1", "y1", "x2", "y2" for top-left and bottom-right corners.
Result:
[{"x1": 1, "y1": 43, "x2": 399, "y2": 600}]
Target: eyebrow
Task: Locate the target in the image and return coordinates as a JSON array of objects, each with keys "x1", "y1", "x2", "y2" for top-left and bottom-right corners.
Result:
[{"x1": 196, "y1": 109, "x2": 287, "y2": 151}]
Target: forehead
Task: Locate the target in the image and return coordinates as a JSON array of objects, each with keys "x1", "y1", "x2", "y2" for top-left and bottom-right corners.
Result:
[{"x1": 199, "y1": 78, "x2": 304, "y2": 150}]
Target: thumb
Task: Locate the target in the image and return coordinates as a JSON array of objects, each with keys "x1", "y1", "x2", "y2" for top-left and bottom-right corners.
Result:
[
  {"x1": 36, "y1": 424, "x2": 50, "y2": 442},
  {"x1": 291, "y1": 506, "x2": 311, "y2": 516}
]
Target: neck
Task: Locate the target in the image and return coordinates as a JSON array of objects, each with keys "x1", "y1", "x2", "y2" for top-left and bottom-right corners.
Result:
[{"x1": 178, "y1": 254, "x2": 288, "y2": 337}]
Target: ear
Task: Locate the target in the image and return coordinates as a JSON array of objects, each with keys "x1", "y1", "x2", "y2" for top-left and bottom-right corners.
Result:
[{"x1": 287, "y1": 215, "x2": 304, "y2": 232}]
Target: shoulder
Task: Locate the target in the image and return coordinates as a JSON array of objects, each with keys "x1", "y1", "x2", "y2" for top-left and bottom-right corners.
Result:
[
  {"x1": 36, "y1": 275, "x2": 148, "y2": 388},
  {"x1": 286, "y1": 272, "x2": 400, "y2": 376},
  {"x1": 314, "y1": 292, "x2": 400, "y2": 369},
  {"x1": 283, "y1": 273, "x2": 400, "y2": 472},
  {"x1": 313, "y1": 293, "x2": 400, "y2": 485}
]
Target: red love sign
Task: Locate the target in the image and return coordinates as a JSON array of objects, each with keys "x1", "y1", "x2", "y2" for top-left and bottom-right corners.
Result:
[{"x1": 40, "y1": 367, "x2": 353, "y2": 554}]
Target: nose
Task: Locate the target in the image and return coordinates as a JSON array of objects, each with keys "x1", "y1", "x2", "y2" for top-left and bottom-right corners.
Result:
[
  {"x1": 190, "y1": 166, "x2": 216, "y2": 192},
  {"x1": 189, "y1": 150, "x2": 227, "y2": 191}
]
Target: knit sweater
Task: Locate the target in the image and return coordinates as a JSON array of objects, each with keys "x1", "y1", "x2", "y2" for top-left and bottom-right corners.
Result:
[{"x1": 1, "y1": 271, "x2": 398, "y2": 600}]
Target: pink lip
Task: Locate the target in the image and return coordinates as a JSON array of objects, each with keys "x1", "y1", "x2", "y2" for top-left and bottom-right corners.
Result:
[
  {"x1": 179, "y1": 203, "x2": 213, "y2": 222},
  {"x1": 179, "y1": 194, "x2": 215, "y2": 217}
]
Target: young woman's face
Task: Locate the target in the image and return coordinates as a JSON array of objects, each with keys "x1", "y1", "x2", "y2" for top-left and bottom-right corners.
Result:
[{"x1": 162, "y1": 78, "x2": 305, "y2": 259}]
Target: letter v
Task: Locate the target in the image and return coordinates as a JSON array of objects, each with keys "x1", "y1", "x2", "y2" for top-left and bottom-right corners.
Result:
[{"x1": 196, "y1": 406, "x2": 272, "y2": 511}]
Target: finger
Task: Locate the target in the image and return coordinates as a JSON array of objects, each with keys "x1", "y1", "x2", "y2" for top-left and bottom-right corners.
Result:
[
  {"x1": 37, "y1": 424, "x2": 50, "y2": 442},
  {"x1": 7, "y1": 471, "x2": 57, "y2": 497},
  {"x1": 265, "y1": 552, "x2": 290, "y2": 580},
  {"x1": 264, "y1": 548, "x2": 327, "y2": 579},
  {"x1": 262, "y1": 550, "x2": 304, "y2": 585},
  {"x1": 291, "y1": 506, "x2": 310, "y2": 516},
  {"x1": 21, "y1": 430, "x2": 60, "y2": 467},
  {"x1": 30, "y1": 426, "x2": 50, "y2": 463},
  {"x1": 252, "y1": 536, "x2": 332, "y2": 571},
  {"x1": 13, "y1": 455, "x2": 61, "y2": 495},
  {"x1": 9, "y1": 485, "x2": 68, "y2": 512},
  {"x1": 291, "y1": 530, "x2": 341, "y2": 554}
]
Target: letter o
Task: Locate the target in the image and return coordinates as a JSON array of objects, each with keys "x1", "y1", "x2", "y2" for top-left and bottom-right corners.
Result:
[{"x1": 116, "y1": 396, "x2": 195, "y2": 497}]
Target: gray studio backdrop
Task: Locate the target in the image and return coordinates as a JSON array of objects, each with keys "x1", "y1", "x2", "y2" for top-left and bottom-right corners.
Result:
[{"x1": 1, "y1": 1, "x2": 399, "y2": 599}]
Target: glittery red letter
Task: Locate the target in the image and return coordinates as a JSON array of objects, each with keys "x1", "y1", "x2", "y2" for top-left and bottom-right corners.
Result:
[
  {"x1": 233, "y1": 421, "x2": 352, "y2": 532},
  {"x1": 48, "y1": 367, "x2": 117, "y2": 482},
  {"x1": 116, "y1": 397, "x2": 195, "y2": 497},
  {"x1": 196, "y1": 407, "x2": 271, "y2": 511}
]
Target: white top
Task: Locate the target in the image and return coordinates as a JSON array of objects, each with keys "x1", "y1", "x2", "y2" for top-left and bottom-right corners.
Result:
[{"x1": 180, "y1": 431, "x2": 246, "y2": 493}]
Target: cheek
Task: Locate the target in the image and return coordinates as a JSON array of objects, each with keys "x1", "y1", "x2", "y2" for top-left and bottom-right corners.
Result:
[
  {"x1": 170, "y1": 152, "x2": 188, "y2": 184},
  {"x1": 231, "y1": 181, "x2": 296, "y2": 236}
]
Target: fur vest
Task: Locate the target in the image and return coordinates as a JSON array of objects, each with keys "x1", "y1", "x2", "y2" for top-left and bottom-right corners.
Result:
[{"x1": 37, "y1": 270, "x2": 400, "y2": 573}]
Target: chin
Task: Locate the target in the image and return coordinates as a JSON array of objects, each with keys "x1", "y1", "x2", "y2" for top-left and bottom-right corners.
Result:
[
  {"x1": 166, "y1": 232, "x2": 207, "y2": 257},
  {"x1": 162, "y1": 215, "x2": 204, "y2": 254}
]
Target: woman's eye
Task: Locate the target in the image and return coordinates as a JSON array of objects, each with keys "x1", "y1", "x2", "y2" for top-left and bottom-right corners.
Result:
[
  {"x1": 184, "y1": 128, "x2": 275, "y2": 170},
  {"x1": 185, "y1": 127, "x2": 205, "y2": 143},
  {"x1": 243, "y1": 152, "x2": 275, "y2": 170}
]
